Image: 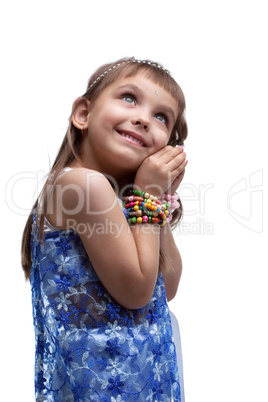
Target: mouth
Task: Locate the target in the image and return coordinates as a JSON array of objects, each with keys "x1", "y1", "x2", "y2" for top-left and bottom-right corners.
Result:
[{"x1": 116, "y1": 130, "x2": 146, "y2": 147}]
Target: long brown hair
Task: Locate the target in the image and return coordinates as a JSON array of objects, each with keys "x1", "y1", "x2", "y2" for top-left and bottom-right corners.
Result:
[{"x1": 21, "y1": 57, "x2": 188, "y2": 280}]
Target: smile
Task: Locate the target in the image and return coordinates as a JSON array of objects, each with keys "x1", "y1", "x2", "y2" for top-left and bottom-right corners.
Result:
[{"x1": 116, "y1": 130, "x2": 146, "y2": 147}]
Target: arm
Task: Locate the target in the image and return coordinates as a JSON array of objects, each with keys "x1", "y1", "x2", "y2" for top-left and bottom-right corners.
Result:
[
  {"x1": 51, "y1": 168, "x2": 161, "y2": 310},
  {"x1": 159, "y1": 167, "x2": 186, "y2": 302},
  {"x1": 160, "y1": 224, "x2": 182, "y2": 302},
  {"x1": 48, "y1": 148, "x2": 186, "y2": 310}
]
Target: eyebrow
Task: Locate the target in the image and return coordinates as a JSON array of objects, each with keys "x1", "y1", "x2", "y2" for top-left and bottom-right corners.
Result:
[{"x1": 117, "y1": 84, "x2": 177, "y2": 123}]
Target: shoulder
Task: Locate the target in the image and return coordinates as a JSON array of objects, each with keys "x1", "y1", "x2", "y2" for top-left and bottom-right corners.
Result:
[
  {"x1": 55, "y1": 168, "x2": 118, "y2": 220},
  {"x1": 59, "y1": 167, "x2": 108, "y2": 188},
  {"x1": 59, "y1": 167, "x2": 109, "y2": 192}
]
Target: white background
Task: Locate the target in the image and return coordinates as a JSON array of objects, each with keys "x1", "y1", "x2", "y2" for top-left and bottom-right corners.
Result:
[{"x1": 1, "y1": 1, "x2": 267, "y2": 400}]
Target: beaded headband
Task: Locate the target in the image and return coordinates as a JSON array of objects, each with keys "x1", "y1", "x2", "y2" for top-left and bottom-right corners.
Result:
[{"x1": 88, "y1": 59, "x2": 171, "y2": 90}]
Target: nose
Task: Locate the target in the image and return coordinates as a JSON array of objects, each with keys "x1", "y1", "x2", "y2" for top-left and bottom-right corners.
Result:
[
  {"x1": 134, "y1": 120, "x2": 148, "y2": 130},
  {"x1": 131, "y1": 109, "x2": 150, "y2": 131}
]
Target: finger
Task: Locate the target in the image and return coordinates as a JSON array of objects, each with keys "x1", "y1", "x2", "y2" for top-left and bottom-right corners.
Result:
[
  {"x1": 169, "y1": 159, "x2": 188, "y2": 184},
  {"x1": 170, "y1": 169, "x2": 185, "y2": 193},
  {"x1": 152, "y1": 145, "x2": 184, "y2": 161},
  {"x1": 165, "y1": 150, "x2": 187, "y2": 171}
]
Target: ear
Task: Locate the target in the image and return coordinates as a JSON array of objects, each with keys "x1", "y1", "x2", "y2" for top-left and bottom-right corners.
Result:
[{"x1": 71, "y1": 98, "x2": 90, "y2": 131}]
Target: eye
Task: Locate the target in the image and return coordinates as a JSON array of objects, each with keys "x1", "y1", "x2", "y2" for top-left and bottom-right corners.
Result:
[
  {"x1": 122, "y1": 94, "x2": 136, "y2": 105},
  {"x1": 155, "y1": 113, "x2": 168, "y2": 125}
]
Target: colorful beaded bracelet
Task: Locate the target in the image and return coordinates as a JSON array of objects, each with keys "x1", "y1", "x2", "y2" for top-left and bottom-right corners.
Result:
[{"x1": 123, "y1": 190, "x2": 171, "y2": 226}]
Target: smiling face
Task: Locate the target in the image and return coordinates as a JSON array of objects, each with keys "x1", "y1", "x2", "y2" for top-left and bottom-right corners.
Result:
[{"x1": 75, "y1": 73, "x2": 179, "y2": 178}]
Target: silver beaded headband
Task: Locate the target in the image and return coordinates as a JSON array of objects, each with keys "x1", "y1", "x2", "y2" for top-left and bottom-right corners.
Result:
[{"x1": 88, "y1": 59, "x2": 170, "y2": 90}]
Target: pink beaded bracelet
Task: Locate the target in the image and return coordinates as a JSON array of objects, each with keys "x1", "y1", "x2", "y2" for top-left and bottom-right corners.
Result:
[{"x1": 159, "y1": 192, "x2": 181, "y2": 223}]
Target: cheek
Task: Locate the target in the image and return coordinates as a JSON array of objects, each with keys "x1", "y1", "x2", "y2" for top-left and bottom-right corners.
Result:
[
  {"x1": 154, "y1": 130, "x2": 170, "y2": 149},
  {"x1": 102, "y1": 107, "x2": 127, "y2": 126}
]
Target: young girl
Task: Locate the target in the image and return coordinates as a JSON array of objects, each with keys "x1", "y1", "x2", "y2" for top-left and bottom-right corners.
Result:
[{"x1": 21, "y1": 57, "x2": 188, "y2": 401}]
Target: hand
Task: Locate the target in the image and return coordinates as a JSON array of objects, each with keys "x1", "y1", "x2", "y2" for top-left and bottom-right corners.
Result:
[
  {"x1": 134, "y1": 146, "x2": 187, "y2": 198},
  {"x1": 166, "y1": 168, "x2": 186, "y2": 195}
]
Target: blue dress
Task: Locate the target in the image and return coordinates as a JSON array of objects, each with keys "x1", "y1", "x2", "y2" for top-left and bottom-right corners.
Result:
[{"x1": 30, "y1": 212, "x2": 181, "y2": 401}]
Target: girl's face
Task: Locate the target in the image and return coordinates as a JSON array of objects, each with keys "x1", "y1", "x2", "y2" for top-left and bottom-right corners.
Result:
[{"x1": 80, "y1": 72, "x2": 179, "y2": 177}]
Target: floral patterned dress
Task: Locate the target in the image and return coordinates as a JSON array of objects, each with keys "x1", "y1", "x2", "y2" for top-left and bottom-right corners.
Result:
[{"x1": 30, "y1": 211, "x2": 181, "y2": 401}]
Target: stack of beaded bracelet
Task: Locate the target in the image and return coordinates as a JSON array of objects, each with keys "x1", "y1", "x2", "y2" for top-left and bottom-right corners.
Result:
[
  {"x1": 123, "y1": 190, "x2": 170, "y2": 226},
  {"x1": 159, "y1": 192, "x2": 181, "y2": 223}
]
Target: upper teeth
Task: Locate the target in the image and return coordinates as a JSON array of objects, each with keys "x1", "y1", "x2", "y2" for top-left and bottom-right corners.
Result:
[{"x1": 120, "y1": 133, "x2": 144, "y2": 146}]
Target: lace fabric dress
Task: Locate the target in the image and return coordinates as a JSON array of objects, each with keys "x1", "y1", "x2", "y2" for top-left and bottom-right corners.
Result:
[{"x1": 30, "y1": 209, "x2": 182, "y2": 401}]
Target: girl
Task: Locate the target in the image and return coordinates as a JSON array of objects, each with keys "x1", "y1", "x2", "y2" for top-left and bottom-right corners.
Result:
[{"x1": 21, "y1": 57, "x2": 188, "y2": 401}]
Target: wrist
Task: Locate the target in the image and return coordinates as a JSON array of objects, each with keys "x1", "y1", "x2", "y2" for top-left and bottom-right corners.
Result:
[
  {"x1": 123, "y1": 189, "x2": 170, "y2": 227},
  {"x1": 133, "y1": 183, "x2": 164, "y2": 199}
]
